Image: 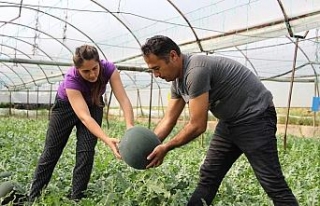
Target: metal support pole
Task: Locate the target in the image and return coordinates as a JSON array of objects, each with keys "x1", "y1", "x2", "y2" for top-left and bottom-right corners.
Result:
[
  {"x1": 48, "y1": 84, "x2": 53, "y2": 120},
  {"x1": 105, "y1": 90, "x2": 113, "y2": 129},
  {"x1": 283, "y1": 37, "x2": 300, "y2": 149},
  {"x1": 9, "y1": 91, "x2": 12, "y2": 116},
  {"x1": 27, "y1": 89, "x2": 29, "y2": 118},
  {"x1": 148, "y1": 74, "x2": 154, "y2": 129},
  {"x1": 36, "y1": 87, "x2": 39, "y2": 118},
  {"x1": 314, "y1": 82, "x2": 318, "y2": 128}
]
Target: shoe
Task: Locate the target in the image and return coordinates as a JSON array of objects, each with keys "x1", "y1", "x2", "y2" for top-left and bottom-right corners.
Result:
[{"x1": 66, "y1": 192, "x2": 87, "y2": 202}]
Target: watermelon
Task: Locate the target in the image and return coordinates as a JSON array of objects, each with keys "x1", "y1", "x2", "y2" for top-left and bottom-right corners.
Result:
[
  {"x1": 119, "y1": 126, "x2": 161, "y2": 170},
  {"x1": 0, "y1": 181, "x2": 14, "y2": 198},
  {"x1": 0, "y1": 171, "x2": 11, "y2": 179}
]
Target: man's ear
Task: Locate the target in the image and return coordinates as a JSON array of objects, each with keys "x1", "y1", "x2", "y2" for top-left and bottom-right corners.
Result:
[{"x1": 170, "y1": 50, "x2": 178, "y2": 61}]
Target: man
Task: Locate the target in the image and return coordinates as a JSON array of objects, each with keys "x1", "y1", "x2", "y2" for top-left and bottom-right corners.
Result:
[{"x1": 141, "y1": 35, "x2": 298, "y2": 206}]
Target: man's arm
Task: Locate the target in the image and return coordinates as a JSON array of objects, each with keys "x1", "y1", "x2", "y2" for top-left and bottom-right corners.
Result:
[
  {"x1": 146, "y1": 92, "x2": 209, "y2": 168},
  {"x1": 163, "y1": 92, "x2": 209, "y2": 151},
  {"x1": 154, "y1": 97, "x2": 185, "y2": 142}
]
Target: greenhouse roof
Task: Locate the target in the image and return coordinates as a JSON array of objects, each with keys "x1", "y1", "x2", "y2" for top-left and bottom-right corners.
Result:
[{"x1": 0, "y1": 0, "x2": 320, "y2": 91}]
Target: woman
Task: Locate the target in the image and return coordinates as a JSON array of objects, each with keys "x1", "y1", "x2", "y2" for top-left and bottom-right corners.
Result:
[{"x1": 29, "y1": 45, "x2": 134, "y2": 201}]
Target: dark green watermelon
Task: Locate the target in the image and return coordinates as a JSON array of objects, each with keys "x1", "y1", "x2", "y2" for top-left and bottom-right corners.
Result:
[
  {"x1": 0, "y1": 181, "x2": 14, "y2": 198},
  {"x1": 0, "y1": 171, "x2": 11, "y2": 179},
  {"x1": 119, "y1": 126, "x2": 161, "y2": 170}
]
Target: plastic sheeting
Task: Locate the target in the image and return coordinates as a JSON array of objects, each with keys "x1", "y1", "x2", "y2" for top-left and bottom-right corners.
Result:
[{"x1": 0, "y1": 0, "x2": 319, "y2": 91}]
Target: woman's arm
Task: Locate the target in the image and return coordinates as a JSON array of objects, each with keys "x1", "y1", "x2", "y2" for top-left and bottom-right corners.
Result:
[
  {"x1": 66, "y1": 89, "x2": 121, "y2": 158},
  {"x1": 109, "y1": 70, "x2": 134, "y2": 129}
]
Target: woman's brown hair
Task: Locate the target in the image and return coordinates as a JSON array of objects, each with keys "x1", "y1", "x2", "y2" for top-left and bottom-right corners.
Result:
[{"x1": 73, "y1": 45, "x2": 105, "y2": 106}]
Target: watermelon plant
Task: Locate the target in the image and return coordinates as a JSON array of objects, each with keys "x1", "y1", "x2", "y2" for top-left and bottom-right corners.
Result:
[{"x1": 0, "y1": 117, "x2": 319, "y2": 206}]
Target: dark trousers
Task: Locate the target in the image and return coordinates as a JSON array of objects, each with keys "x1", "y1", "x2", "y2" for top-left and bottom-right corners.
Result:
[
  {"x1": 188, "y1": 107, "x2": 298, "y2": 206},
  {"x1": 29, "y1": 96, "x2": 103, "y2": 200}
]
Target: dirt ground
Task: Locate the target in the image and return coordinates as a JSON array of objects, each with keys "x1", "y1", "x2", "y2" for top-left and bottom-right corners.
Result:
[{"x1": 124, "y1": 116, "x2": 320, "y2": 138}]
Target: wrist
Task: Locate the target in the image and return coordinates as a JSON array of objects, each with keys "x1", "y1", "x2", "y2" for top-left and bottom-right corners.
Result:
[
  {"x1": 101, "y1": 136, "x2": 110, "y2": 144},
  {"x1": 163, "y1": 142, "x2": 175, "y2": 152},
  {"x1": 126, "y1": 124, "x2": 134, "y2": 130}
]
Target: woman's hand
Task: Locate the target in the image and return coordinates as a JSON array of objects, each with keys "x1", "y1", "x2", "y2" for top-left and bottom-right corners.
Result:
[
  {"x1": 104, "y1": 138, "x2": 121, "y2": 159},
  {"x1": 126, "y1": 124, "x2": 134, "y2": 130}
]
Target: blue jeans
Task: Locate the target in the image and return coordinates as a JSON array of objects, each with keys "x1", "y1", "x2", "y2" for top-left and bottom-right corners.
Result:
[{"x1": 188, "y1": 107, "x2": 298, "y2": 206}]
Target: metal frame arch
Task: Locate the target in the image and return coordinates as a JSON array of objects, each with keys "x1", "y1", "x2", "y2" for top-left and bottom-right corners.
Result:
[
  {"x1": 0, "y1": 62, "x2": 25, "y2": 88},
  {"x1": 0, "y1": 43, "x2": 51, "y2": 88},
  {"x1": 89, "y1": 0, "x2": 142, "y2": 48},
  {"x1": 0, "y1": 46, "x2": 29, "y2": 88},
  {"x1": 0, "y1": 54, "x2": 17, "y2": 89},
  {"x1": 235, "y1": 46, "x2": 259, "y2": 76},
  {"x1": 286, "y1": 36, "x2": 320, "y2": 96},
  {"x1": 0, "y1": 33, "x2": 64, "y2": 76},
  {"x1": 0, "y1": 21, "x2": 73, "y2": 54},
  {"x1": 0, "y1": 4, "x2": 108, "y2": 60},
  {"x1": 276, "y1": 0, "x2": 301, "y2": 39},
  {"x1": 0, "y1": 52, "x2": 37, "y2": 87},
  {"x1": 166, "y1": 0, "x2": 203, "y2": 52},
  {"x1": 0, "y1": 20, "x2": 73, "y2": 85},
  {"x1": 0, "y1": 70, "x2": 15, "y2": 88},
  {"x1": 260, "y1": 62, "x2": 320, "y2": 81},
  {"x1": 86, "y1": 1, "x2": 148, "y2": 94},
  {"x1": 0, "y1": 0, "x2": 22, "y2": 29}
]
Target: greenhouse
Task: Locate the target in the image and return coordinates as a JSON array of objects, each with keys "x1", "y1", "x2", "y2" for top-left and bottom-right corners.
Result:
[{"x1": 0, "y1": 0, "x2": 319, "y2": 205}]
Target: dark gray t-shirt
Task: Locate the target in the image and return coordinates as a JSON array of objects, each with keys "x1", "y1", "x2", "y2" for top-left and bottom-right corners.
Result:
[{"x1": 171, "y1": 54, "x2": 273, "y2": 123}]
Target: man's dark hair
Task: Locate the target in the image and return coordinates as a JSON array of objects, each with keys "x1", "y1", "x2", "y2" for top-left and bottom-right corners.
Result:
[{"x1": 141, "y1": 35, "x2": 181, "y2": 62}]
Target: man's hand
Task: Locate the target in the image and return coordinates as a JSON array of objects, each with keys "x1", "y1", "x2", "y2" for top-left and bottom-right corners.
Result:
[{"x1": 146, "y1": 144, "x2": 169, "y2": 169}]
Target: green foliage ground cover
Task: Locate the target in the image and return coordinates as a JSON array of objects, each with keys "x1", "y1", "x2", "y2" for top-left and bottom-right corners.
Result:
[{"x1": 0, "y1": 117, "x2": 319, "y2": 206}]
